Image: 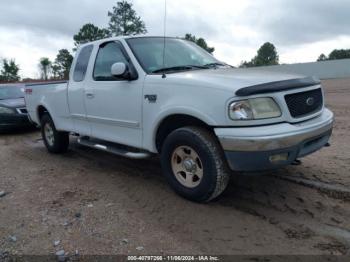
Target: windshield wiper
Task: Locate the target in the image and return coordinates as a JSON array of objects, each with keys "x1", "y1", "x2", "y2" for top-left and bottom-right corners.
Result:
[
  {"x1": 203, "y1": 62, "x2": 230, "y2": 68},
  {"x1": 151, "y1": 65, "x2": 208, "y2": 74}
]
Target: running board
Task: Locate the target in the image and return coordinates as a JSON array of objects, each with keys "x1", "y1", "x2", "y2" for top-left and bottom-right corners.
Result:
[{"x1": 77, "y1": 137, "x2": 152, "y2": 159}]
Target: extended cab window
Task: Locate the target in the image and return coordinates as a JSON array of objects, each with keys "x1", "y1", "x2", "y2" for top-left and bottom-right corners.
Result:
[
  {"x1": 73, "y1": 45, "x2": 93, "y2": 82},
  {"x1": 93, "y1": 42, "x2": 128, "y2": 81}
]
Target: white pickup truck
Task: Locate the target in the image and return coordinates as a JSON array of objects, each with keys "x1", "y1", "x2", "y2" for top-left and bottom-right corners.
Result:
[{"x1": 25, "y1": 36, "x2": 334, "y2": 202}]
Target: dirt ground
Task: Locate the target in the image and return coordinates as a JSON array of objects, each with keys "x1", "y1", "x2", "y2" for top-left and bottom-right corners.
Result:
[{"x1": 1, "y1": 78, "x2": 350, "y2": 256}]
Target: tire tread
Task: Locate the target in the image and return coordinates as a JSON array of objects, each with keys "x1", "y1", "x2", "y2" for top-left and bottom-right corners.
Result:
[
  {"x1": 161, "y1": 126, "x2": 231, "y2": 202},
  {"x1": 184, "y1": 127, "x2": 230, "y2": 201}
]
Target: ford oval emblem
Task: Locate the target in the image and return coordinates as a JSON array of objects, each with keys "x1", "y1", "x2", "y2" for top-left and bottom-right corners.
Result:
[{"x1": 306, "y1": 97, "x2": 315, "y2": 106}]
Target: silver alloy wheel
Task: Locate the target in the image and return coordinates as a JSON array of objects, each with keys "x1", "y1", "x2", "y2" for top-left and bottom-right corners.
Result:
[
  {"x1": 171, "y1": 146, "x2": 204, "y2": 188},
  {"x1": 44, "y1": 122, "x2": 55, "y2": 147}
]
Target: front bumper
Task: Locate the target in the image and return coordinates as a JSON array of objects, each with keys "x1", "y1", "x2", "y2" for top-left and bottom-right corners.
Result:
[
  {"x1": 0, "y1": 114, "x2": 33, "y2": 130},
  {"x1": 215, "y1": 108, "x2": 334, "y2": 171}
]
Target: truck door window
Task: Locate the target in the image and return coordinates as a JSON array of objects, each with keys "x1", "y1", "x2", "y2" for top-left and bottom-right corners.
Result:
[
  {"x1": 73, "y1": 45, "x2": 93, "y2": 82},
  {"x1": 93, "y1": 42, "x2": 128, "y2": 81}
]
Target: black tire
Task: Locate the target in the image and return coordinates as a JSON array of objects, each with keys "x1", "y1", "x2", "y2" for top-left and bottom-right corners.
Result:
[
  {"x1": 160, "y1": 126, "x2": 230, "y2": 202},
  {"x1": 40, "y1": 114, "x2": 69, "y2": 154}
]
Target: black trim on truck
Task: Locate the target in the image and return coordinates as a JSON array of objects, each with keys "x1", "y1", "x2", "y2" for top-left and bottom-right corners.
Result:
[
  {"x1": 235, "y1": 77, "x2": 321, "y2": 96},
  {"x1": 25, "y1": 81, "x2": 68, "y2": 87}
]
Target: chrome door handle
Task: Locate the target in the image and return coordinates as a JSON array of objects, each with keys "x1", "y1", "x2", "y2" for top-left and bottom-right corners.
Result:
[{"x1": 86, "y1": 93, "x2": 95, "y2": 99}]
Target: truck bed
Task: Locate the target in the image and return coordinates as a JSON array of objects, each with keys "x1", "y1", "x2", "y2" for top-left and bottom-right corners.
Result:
[{"x1": 25, "y1": 81, "x2": 73, "y2": 131}]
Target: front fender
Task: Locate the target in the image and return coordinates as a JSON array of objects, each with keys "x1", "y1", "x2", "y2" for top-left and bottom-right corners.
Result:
[{"x1": 144, "y1": 106, "x2": 218, "y2": 153}]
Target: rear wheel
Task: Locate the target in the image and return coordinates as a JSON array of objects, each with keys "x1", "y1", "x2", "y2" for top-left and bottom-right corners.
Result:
[
  {"x1": 40, "y1": 114, "x2": 69, "y2": 154},
  {"x1": 161, "y1": 126, "x2": 231, "y2": 202}
]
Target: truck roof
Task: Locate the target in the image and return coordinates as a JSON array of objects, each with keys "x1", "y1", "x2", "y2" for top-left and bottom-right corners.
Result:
[{"x1": 78, "y1": 35, "x2": 180, "y2": 49}]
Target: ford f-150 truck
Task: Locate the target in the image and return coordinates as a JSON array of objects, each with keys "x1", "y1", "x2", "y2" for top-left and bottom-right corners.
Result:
[{"x1": 25, "y1": 36, "x2": 334, "y2": 202}]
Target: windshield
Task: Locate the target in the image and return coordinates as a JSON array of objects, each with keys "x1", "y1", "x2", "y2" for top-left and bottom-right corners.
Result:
[
  {"x1": 0, "y1": 86, "x2": 24, "y2": 100},
  {"x1": 126, "y1": 37, "x2": 223, "y2": 74}
]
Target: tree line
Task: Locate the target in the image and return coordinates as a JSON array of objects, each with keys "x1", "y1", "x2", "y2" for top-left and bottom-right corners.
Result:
[
  {"x1": 0, "y1": 1, "x2": 216, "y2": 82},
  {"x1": 1, "y1": 0, "x2": 350, "y2": 82},
  {"x1": 36, "y1": 1, "x2": 216, "y2": 81},
  {"x1": 239, "y1": 42, "x2": 279, "y2": 68},
  {"x1": 317, "y1": 49, "x2": 350, "y2": 62},
  {"x1": 239, "y1": 44, "x2": 350, "y2": 68}
]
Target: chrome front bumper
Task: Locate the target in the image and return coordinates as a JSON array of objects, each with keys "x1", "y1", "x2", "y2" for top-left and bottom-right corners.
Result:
[
  {"x1": 216, "y1": 108, "x2": 334, "y2": 152},
  {"x1": 215, "y1": 108, "x2": 334, "y2": 171}
]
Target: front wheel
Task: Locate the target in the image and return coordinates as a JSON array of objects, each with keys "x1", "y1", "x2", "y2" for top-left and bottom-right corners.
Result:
[
  {"x1": 40, "y1": 114, "x2": 69, "y2": 154},
  {"x1": 160, "y1": 127, "x2": 231, "y2": 202}
]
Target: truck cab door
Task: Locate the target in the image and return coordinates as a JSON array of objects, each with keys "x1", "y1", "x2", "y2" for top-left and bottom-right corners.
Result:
[
  {"x1": 68, "y1": 44, "x2": 94, "y2": 136},
  {"x1": 84, "y1": 41, "x2": 143, "y2": 148}
]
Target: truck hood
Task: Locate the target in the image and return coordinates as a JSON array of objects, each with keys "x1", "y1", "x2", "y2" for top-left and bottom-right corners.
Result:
[
  {"x1": 164, "y1": 68, "x2": 308, "y2": 93},
  {"x1": 0, "y1": 98, "x2": 25, "y2": 108}
]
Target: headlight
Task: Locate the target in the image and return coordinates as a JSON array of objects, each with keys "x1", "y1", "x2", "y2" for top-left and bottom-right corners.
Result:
[
  {"x1": 229, "y1": 98, "x2": 281, "y2": 120},
  {"x1": 0, "y1": 107, "x2": 15, "y2": 114}
]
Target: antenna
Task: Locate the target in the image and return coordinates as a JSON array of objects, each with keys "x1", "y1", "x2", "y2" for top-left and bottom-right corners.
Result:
[{"x1": 162, "y1": 0, "x2": 167, "y2": 78}]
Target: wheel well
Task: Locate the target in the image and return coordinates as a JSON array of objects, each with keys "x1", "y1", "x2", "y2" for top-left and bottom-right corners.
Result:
[
  {"x1": 155, "y1": 114, "x2": 213, "y2": 152},
  {"x1": 37, "y1": 106, "x2": 49, "y2": 121}
]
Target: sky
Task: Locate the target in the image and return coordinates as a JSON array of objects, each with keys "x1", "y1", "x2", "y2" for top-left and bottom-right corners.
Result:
[{"x1": 0, "y1": 0, "x2": 349, "y2": 78}]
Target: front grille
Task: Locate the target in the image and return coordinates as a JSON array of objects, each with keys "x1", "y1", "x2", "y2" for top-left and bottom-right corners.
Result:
[{"x1": 285, "y1": 88, "x2": 323, "y2": 118}]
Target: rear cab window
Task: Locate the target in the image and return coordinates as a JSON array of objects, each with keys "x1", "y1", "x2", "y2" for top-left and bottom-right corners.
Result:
[{"x1": 73, "y1": 45, "x2": 94, "y2": 82}]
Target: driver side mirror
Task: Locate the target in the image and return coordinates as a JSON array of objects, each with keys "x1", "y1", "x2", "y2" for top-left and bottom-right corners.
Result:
[{"x1": 111, "y1": 62, "x2": 127, "y2": 77}]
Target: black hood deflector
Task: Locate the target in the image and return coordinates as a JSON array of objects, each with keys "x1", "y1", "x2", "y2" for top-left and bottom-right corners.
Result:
[{"x1": 235, "y1": 76, "x2": 321, "y2": 96}]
